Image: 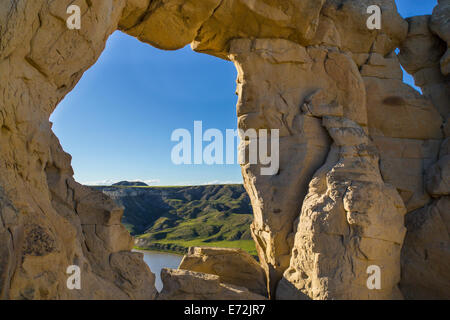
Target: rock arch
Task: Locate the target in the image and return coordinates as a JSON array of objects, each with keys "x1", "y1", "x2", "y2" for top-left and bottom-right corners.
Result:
[{"x1": 0, "y1": 0, "x2": 448, "y2": 299}]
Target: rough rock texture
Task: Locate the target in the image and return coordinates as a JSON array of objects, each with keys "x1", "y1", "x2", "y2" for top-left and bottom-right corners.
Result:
[
  {"x1": 430, "y1": 0, "x2": 450, "y2": 76},
  {"x1": 278, "y1": 117, "x2": 406, "y2": 300},
  {"x1": 179, "y1": 247, "x2": 267, "y2": 296},
  {"x1": 426, "y1": 137, "x2": 450, "y2": 196},
  {"x1": 397, "y1": 6, "x2": 450, "y2": 300},
  {"x1": 0, "y1": 0, "x2": 157, "y2": 300},
  {"x1": 363, "y1": 63, "x2": 443, "y2": 213},
  {"x1": 400, "y1": 197, "x2": 450, "y2": 299},
  {"x1": 158, "y1": 268, "x2": 267, "y2": 300},
  {"x1": 228, "y1": 39, "x2": 333, "y2": 295},
  {"x1": 1, "y1": 0, "x2": 449, "y2": 300},
  {"x1": 399, "y1": 15, "x2": 449, "y2": 119}
]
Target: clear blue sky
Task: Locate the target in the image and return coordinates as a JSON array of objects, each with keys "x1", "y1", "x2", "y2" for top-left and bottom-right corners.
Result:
[{"x1": 50, "y1": 0, "x2": 437, "y2": 186}]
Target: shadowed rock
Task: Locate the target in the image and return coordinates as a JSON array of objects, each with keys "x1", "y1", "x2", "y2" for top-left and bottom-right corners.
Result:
[
  {"x1": 179, "y1": 247, "x2": 267, "y2": 296},
  {"x1": 0, "y1": 0, "x2": 448, "y2": 300},
  {"x1": 158, "y1": 268, "x2": 267, "y2": 300}
]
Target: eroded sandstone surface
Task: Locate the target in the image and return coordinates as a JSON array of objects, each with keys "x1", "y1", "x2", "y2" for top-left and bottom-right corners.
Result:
[
  {"x1": 0, "y1": 0, "x2": 448, "y2": 300},
  {"x1": 158, "y1": 268, "x2": 267, "y2": 300},
  {"x1": 179, "y1": 247, "x2": 267, "y2": 296}
]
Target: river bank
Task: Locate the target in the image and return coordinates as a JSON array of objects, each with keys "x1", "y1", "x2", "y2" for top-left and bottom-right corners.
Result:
[
  {"x1": 134, "y1": 249, "x2": 183, "y2": 292},
  {"x1": 134, "y1": 239, "x2": 258, "y2": 257}
]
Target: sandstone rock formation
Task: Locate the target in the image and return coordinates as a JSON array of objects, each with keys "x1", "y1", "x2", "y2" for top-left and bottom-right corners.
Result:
[
  {"x1": 228, "y1": 38, "x2": 332, "y2": 295},
  {"x1": 0, "y1": 0, "x2": 449, "y2": 300},
  {"x1": 400, "y1": 197, "x2": 450, "y2": 299},
  {"x1": 430, "y1": 0, "x2": 450, "y2": 76},
  {"x1": 158, "y1": 268, "x2": 266, "y2": 300},
  {"x1": 0, "y1": 0, "x2": 157, "y2": 300},
  {"x1": 179, "y1": 247, "x2": 267, "y2": 296},
  {"x1": 277, "y1": 117, "x2": 406, "y2": 299},
  {"x1": 397, "y1": 6, "x2": 450, "y2": 299}
]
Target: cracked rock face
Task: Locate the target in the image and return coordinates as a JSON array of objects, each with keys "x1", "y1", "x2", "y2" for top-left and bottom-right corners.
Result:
[
  {"x1": 1, "y1": 0, "x2": 449, "y2": 300},
  {"x1": 0, "y1": 0, "x2": 157, "y2": 300},
  {"x1": 277, "y1": 117, "x2": 406, "y2": 300},
  {"x1": 158, "y1": 268, "x2": 267, "y2": 300},
  {"x1": 179, "y1": 247, "x2": 268, "y2": 297}
]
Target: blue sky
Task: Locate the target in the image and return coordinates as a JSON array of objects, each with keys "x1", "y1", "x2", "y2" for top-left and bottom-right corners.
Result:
[{"x1": 50, "y1": 1, "x2": 437, "y2": 186}]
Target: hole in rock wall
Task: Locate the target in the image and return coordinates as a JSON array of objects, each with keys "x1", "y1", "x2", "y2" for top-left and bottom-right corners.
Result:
[{"x1": 50, "y1": 31, "x2": 255, "y2": 291}]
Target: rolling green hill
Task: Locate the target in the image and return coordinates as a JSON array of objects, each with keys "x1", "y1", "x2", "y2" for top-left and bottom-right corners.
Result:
[{"x1": 92, "y1": 184, "x2": 256, "y2": 256}]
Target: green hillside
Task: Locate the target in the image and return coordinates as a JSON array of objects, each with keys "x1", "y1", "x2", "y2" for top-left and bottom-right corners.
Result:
[{"x1": 93, "y1": 184, "x2": 257, "y2": 256}]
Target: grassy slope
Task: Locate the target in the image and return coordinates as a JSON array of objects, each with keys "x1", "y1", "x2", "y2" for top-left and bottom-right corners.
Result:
[{"x1": 94, "y1": 184, "x2": 257, "y2": 256}]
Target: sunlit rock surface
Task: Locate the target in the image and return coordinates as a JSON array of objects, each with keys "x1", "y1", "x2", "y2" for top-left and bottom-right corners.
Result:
[{"x1": 0, "y1": 0, "x2": 448, "y2": 299}]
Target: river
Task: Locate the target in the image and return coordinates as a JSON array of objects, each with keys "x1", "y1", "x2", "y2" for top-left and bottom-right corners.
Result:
[{"x1": 134, "y1": 250, "x2": 183, "y2": 292}]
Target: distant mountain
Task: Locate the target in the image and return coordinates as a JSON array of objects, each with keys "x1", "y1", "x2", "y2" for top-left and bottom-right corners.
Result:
[
  {"x1": 112, "y1": 181, "x2": 149, "y2": 187},
  {"x1": 92, "y1": 184, "x2": 256, "y2": 256}
]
